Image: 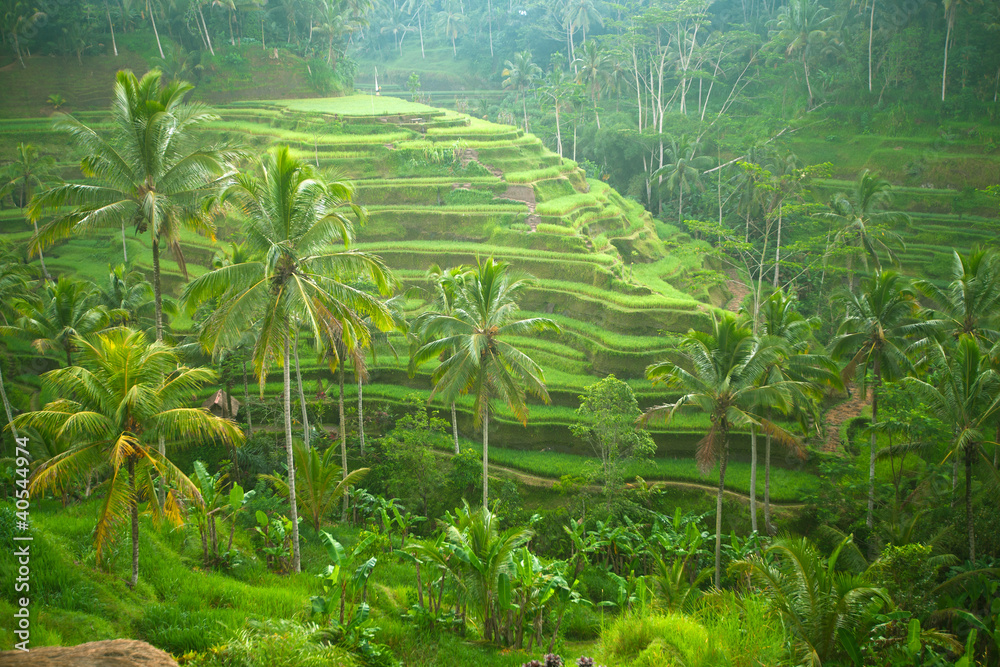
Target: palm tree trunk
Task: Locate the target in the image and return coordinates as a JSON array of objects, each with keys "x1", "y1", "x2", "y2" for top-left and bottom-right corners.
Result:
[
  {"x1": 451, "y1": 402, "x2": 459, "y2": 454},
  {"x1": 128, "y1": 457, "x2": 140, "y2": 588},
  {"x1": 867, "y1": 0, "x2": 875, "y2": 92},
  {"x1": 199, "y1": 3, "x2": 216, "y2": 56},
  {"x1": 772, "y1": 205, "x2": 782, "y2": 287},
  {"x1": 339, "y1": 362, "x2": 348, "y2": 520},
  {"x1": 283, "y1": 334, "x2": 301, "y2": 573},
  {"x1": 0, "y1": 364, "x2": 20, "y2": 440},
  {"x1": 358, "y1": 376, "x2": 365, "y2": 457},
  {"x1": 867, "y1": 365, "x2": 880, "y2": 531},
  {"x1": 242, "y1": 360, "x2": 252, "y2": 433},
  {"x1": 764, "y1": 432, "x2": 774, "y2": 534},
  {"x1": 149, "y1": 1, "x2": 165, "y2": 59},
  {"x1": 152, "y1": 237, "x2": 166, "y2": 507},
  {"x1": 554, "y1": 105, "x2": 562, "y2": 157},
  {"x1": 482, "y1": 408, "x2": 489, "y2": 507},
  {"x1": 293, "y1": 329, "x2": 309, "y2": 448},
  {"x1": 487, "y1": 0, "x2": 493, "y2": 56},
  {"x1": 417, "y1": 11, "x2": 425, "y2": 58},
  {"x1": 966, "y1": 447, "x2": 974, "y2": 561},
  {"x1": 714, "y1": 433, "x2": 729, "y2": 588},
  {"x1": 941, "y1": 14, "x2": 952, "y2": 102},
  {"x1": 803, "y1": 56, "x2": 814, "y2": 109},
  {"x1": 152, "y1": 239, "x2": 163, "y2": 341},
  {"x1": 30, "y1": 220, "x2": 52, "y2": 282},
  {"x1": 105, "y1": 0, "x2": 119, "y2": 56},
  {"x1": 749, "y1": 424, "x2": 758, "y2": 533},
  {"x1": 521, "y1": 93, "x2": 529, "y2": 133}
]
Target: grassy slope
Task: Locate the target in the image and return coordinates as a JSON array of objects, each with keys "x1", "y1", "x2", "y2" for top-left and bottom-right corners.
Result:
[{"x1": 0, "y1": 498, "x2": 598, "y2": 665}]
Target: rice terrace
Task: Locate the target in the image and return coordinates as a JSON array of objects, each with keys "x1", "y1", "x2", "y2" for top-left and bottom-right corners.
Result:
[{"x1": 0, "y1": 1, "x2": 999, "y2": 665}]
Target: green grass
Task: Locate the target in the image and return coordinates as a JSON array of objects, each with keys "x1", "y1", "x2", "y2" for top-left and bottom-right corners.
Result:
[
  {"x1": 273, "y1": 95, "x2": 440, "y2": 116},
  {"x1": 434, "y1": 439, "x2": 818, "y2": 502}
]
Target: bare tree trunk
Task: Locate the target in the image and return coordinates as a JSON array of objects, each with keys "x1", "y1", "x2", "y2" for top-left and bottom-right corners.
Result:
[
  {"x1": 772, "y1": 204, "x2": 782, "y2": 287},
  {"x1": 242, "y1": 360, "x2": 252, "y2": 433},
  {"x1": 152, "y1": 238, "x2": 166, "y2": 507},
  {"x1": 294, "y1": 328, "x2": 309, "y2": 448},
  {"x1": 149, "y1": 0, "x2": 165, "y2": 58},
  {"x1": 749, "y1": 424, "x2": 758, "y2": 533},
  {"x1": 128, "y1": 457, "x2": 140, "y2": 588},
  {"x1": 358, "y1": 376, "x2": 365, "y2": 457},
  {"x1": 121, "y1": 223, "x2": 128, "y2": 264},
  {"x1": 451, "y1": 402, "x2": 459, "y2": 454},
  {"x1": 283, "y1": 334, "x2": 301, "y2": 573},
  {"x1": 866, "y1": 0, "x2": 875, "y2": 92},
  {"x1": 29, "y1": 220, "x2": 52, "y2": 282},
  {"x1": 0, "y1": 364, "x2": 20, "y2": 442},
  {"x1": 714, "y1": 434, "x2": 729, "y2": 588},
  {"x1": 339, "y1": 363, "x2": 348, "y2": 520},
  {"x1": 199, "y1": 4, "x2": 216, "y2": 56},
  {"x1": 867, "y1": 365, "x2": 880, "y2": 530},
  {"x1": 764, "y1": 432, "x2": 774, "y2": 535},
  {"x1": 941, "y1": 15, "x2": 952, "y2": 102},
  {"x1": 487, "y1": 0, "x2": 493, "y2": 56},
  {"x1": 105, "y1": 0, "x2": 119, "y2": 56},
  {"x1": 966, "y1": 447, "x2": 975, "y2": 561},
  {"x1": 482, "y1": 408, "x2": 489, "y2": 507}
]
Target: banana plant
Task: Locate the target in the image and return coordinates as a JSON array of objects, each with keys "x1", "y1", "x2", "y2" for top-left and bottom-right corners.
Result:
[{"x1": 314, "y1": 530, "x2": 379, "y2": 626}]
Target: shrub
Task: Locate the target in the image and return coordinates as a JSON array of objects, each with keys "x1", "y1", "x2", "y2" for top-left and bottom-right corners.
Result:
[{"x1": 601, "y1": 612, "x2": 728, "y2": 667}]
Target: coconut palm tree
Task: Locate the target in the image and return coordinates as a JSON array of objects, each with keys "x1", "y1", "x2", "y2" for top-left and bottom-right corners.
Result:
[
  {"x1": 0, "y1": 254, "x2": 31, "y2": 442},
  {"x1": 572, "y1": 40, "x2": 608, "y2": 128},
  {"x1": 411, "y1": 258, "x2": 559, "y2": 507},
  {"x1": 417, "y1": 263, "x2": 471, "y2": 454},
  {"x1": 2, "y1": 143, "x2": 56, "y2": 281},
  {"x1": 731, "y1": 536, "x2": 890, "y2": 665},
  {"x1": 562, "y1": 0, "x2": 603, "y2": 61},
  {"x1": 28, "y1": 69, "x2": 239, "y2": 343},
  {"x1": 14, "y1": 328, "x2": 243, "y2": 588},
  {"x1": 816, "y1": 169, "x2": 908, "y2": 292},
  {"x1": 912, "y1": 248, "x2": 1000, "y2": 351},
  {"x1": 261, "y1": 440, "x2": 370, "y2": 532},
  {"x1": 768, "y1": 0, "x2": 841, "y2": 109},
  {"x1": 435, "y1": 1, "x2": 467, "y2": 57},
  {"x1": 904, "y1": 336, "x2": 1000, "y2": 561},
  {"x1": 182, "y1": 146, "x2": 395, "y2": 573},
  {"x1": 94, "y1": 264, "x2": 161, "y2": 330},
  {"x1": 830, "y1": 270, "x2": 923, "y2": 531},
  {"x1": 443, "y1": 500, "x2": 534, "y2": 643},
  {"x1": 539, "y1": 67, "x2": 575, "y2": 158},
  {"x1": 643, "y1": 311, "x2": 796, "y2": 587},
  {"x1": 1, "y1": 277, "x2": 112, "y2": 367},
  {"x1": 652, "y1": 135, "x2": 714, "y2": 223},
  {"x1": 502, "y1": 50, "x2": 542, "y2": 133},
  {"x1": 754, "y1": 289, "x2": 840, "y2": 534}
]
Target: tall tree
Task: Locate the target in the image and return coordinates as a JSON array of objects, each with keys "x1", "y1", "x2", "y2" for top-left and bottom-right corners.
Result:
[
  {"x1": 912, "y1": 248, "x2": 1000, "y2": 350},
  {"x1": 1, "y1": 277, "x2": 111, "y2": 367},
  {"x1": 16, "y1": 328, "x2": 243, "y2": 588},
  {"x1": 435, "y1": 0, "x2": 467, "y2": 57},
  {"x1": 2, "y1": 143, "x2": 56, "y2": 281},
  {"x1": 652, "y1": 134, "x2": 714, "y2": 223},
  {"x1": 502, "y1": 50, "x2": 542, "y2": 133},
  {"x1": 769, "y1": 0, "x2": 841, "y2": 109},
  {"x1": 573, "y1": 40, "x2": 608, "y2": 129},
  {"x1": 817, "y1": 169, "x2": 908, "y2": 292},
  {"x1": 411, "y1": 258, "x2": 559, "y2": 507},
  {"x1": 905, "y1": 336, "x2": 1000, "y2": 561},
  {"x1": 540, "y1": 67, "x2": 575, "y2": 158},
  {"x1": 29, "y1": 69, "x2": 238, "y2": 344},
  {"x1": 831, "y1": 270, "x2": 922, "y2": 531},
  {"x1": 183, "y1": 146, "x2": 394, "y2": 573},
  {"x1": 419, "y1": 263, "x2": 471, "y2": 453},
  {"x1": 643, "y1": 312, "x2": 796, "y2": 587}
]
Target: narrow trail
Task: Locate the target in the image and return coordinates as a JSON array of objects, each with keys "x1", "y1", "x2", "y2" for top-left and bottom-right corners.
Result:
[
  {"x1": 458, "y1": 148, "x2": 503, "y2": 178},
  {"x1": 498, "y1": 184, "x2": 540, "y2": 230},
  {"x1": 488, "y1": 462, "x2": 806, "y2": 509},
  {"x1": 723, "y1": 278, "x2": 751, "y2": 312},
  {"x1": 822, "y1": 385, "x2": 870, "y2": 452}
]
